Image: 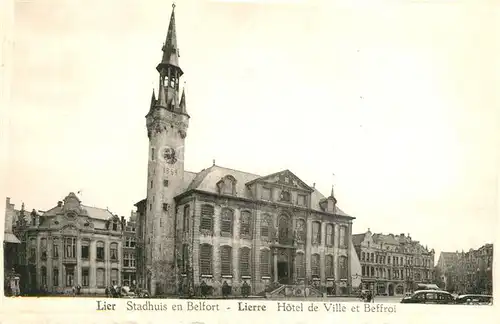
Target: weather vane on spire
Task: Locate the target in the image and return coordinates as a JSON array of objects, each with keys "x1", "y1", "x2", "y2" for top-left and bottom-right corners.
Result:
[
  {"x1": 331, "y1": 173, "x2": 335, "y2": 197},
  {"x1": 172, "y1": 1, "x2": 176, "y2": 9}
]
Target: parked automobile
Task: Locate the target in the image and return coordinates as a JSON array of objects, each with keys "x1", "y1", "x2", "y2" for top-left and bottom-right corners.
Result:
[
  {"x1": 400, "y1": 290, "x2": 456, "y2": 304},
  {"x1": 120, "y1": 286, "x2": 137, "y2": 298},
  {"x1": 455, "y1": 295, "x2": 493, "y2": 305}
]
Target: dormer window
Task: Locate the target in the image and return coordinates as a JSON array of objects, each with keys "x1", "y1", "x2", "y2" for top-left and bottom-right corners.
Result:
[{"x1": 218, "y1": 175, "x2": 237, "y2": 196}]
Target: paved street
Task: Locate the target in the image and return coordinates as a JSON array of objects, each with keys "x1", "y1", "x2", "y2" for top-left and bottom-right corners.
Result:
[{"x1": 261, "y1": 296, "x2": 403, "y2": 303}]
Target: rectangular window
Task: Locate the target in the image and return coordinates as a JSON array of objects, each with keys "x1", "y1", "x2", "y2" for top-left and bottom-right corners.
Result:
[
  {"x1": 183, "y1": 205, "x2": 190, "y2": 233},
  {"x1": 260, "y1": 249, "x2": 270, "y2": 277},
  {"x1": 261, "y1": 188, "x2": 271, "y2": 201},
  {"x1": 163, "y1": 179, "x2": 169, "y2": 187},
  {"x1": 200, "y1": 244, "x2": 212, "y2": 275},
  {"x1": 64, "y1": 237, "x2": 76, "y2": 258},
  {"x1": 220, "y1": 246, "x2": 232, "y2": 276},
  {"x1": 239, "y1": 248, "x2": 251, "y2": 277},
  {"x1": 326, "y1": 224, "x2": 334, "y2": 246},
  {"x1": 339, "y1": 226, "x2": 346, "y2": 248},
  {"x1": 295, "y1": 253, "x2": 305, "y2": 278},
  {"x1": 325, "y1": 255, "x2": 334, "y2": 278},
  {"x1": 312, "y1": 222, "x2": 321, "y2": 245},
  {"x1": 96, "y1": 269, "x2": 105, "y2": 288},
  {"x1": 82, "y1": 268, "x2": 89, "y2": 287},
  {"x1": 41, "y1": 238, "x2": 48, "y2": 260},
  {"x1": 65, "y1": 266, "x2": 75, "y2": 287},
  {"x1": 240, "y1": 211, "x2": 252, "y2": 237},
  {"x1": 53, "y1": 268, "x2": 59, "y2": 286},
  {"x1": 110, "y1": 243, "x2": 118, "y2": 261},
  {"x1": 297, "y1": 194, "x2": 306, "y2": 206},
  {"x1": 200, "y1": 205, "x2": 214, "y2": 233},
  {"x1": 81, "y1": 240, "x2": 90, "y2": 259},
  {"x1": 124, "y1": 253, "x2": 130, "y2": 267},
  {"x1": 221, "y1": 209, "x2": 233, "y2": 236},
  {"x1": 311, "y1": 254, "x2": 320, "y2": 277},
  {"x1": 52, "y1": 238, "x2": 59, "y2": 258},
  {"x1": 111, "y1": 269, "x2": 119, "y2": 285},
  {"x1": 182, "y1": 245, "x2": 189, "y2": 273}
]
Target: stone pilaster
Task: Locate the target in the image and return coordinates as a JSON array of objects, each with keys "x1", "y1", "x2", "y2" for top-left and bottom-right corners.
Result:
[
  {"x1": 232, "y1": 209, "x2": 240, "y2": 285},
  {"x1": 213, "y1": 205, "x2": 221, "y2": 285},
  {"x1": 273, "y1": 248, "x2": 278, "y2": 282},
  {"x1": 305, "y1": 219, "x2": 312, "y2": 279}
]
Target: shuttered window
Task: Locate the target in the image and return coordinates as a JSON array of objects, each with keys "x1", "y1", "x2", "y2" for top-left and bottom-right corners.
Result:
[
  {"x1": 220, "y1": 246, "x2": 232, "y2": 276},
  {"x1": 260, "y1": 249, "x2": 270, "y2": 276},
  {"x1": 339, "y1": 256, "x2": 348, "y2": 279},
  {"x1": 221, "y1": 209, "x2": 233, "y2": 236},
  {"x1": 311, "y1": 254, "x2": 320, "y2": 277},
  {"x1": 200, "y1": 244, "x2": 212, "y2": 275},
  {"x1": 240, "y1": 211, "x2": 252, "y2": 237},
  {"x1": 325, "y1": 254, "x2": 334, "y2": 278},
  {"x1": 183, "y1": 205, "x2": 190, "y2": 233},
  {"x1": 260, "y1": 215, "x2": 271, "y2": 238},
  {"x1": 295, "y1": 253, "x2": 305, "y2": 278},
  {"x1": 326, "y1": 224, "x2": 334, "y2": 246},
  {"x1": 239, "y1": 247, "x2": 251, "y2": 277},
  {"x1": 200, "y1": 205, "x2": 214, "y2": 233}
]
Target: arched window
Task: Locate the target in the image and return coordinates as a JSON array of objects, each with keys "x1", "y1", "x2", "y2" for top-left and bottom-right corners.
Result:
[
  {"x1": 295, "y1": 252, "x2": 305, "y2": 278},
  {"x1": 260, "y1": 214, "x2": 271, "y2": 239},
  {"x1": 183, "y1": 204, "x2": 190, "y2": 233},
  {"x1": 110, "y1": 242, "x2": 118, "y2": 261},
  {"x1": 220, "y1": 245, "x2": 232, "y2": 276},
  {"x1": 240, "y1": 211, "x2": 252, "y2": 238},
  {"x1": 312, "y1": 221, "x2": 321, "y2": 245},
  {"x1": 325, "y1": 255, "x2": 334, "y2": 278},
  {"x1": 223, "y1": 176, "x2": 236, "y2": 195},
  {"x1": 200, "y1": 204, "x2": 214, "y2": 234},
  {"x1": 260, "y1": 249, "x2": 271, "y2": 277},
  {"x1": 199, "y1": 244, "x2": 213, "y2": 275},
  {"x1": 311, "y1": 254, "x2": 320, "y2": 277},
  {"x1": 96, "y1": 241, "x2": 105, "y2": 261},
  {"x1": 278, "y1": 215, "x2": 290, "y2": 245},
  {"x1": 221, "y1": 208, "x2": 233, "y2": 236},
  {"x1": 296, "y1": 219, "x2": 306, "y2": 243},
  {"x1": 339, "y1": 226, "x2": 346, "y2": 248},
  {"x1": 326, "y1": 224, "x2": 334, "y2": 246},
  {"x1": 279, "y1": 190, "x2": 291, "y2": 202},
  {"x1": 239, "y1": 247, "x2": 251, "y2": 277},
  {"x1": 339, "y1": 256, "x2": 348, "y2": 279}
]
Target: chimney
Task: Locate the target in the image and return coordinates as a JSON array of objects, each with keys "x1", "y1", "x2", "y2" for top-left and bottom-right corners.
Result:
[
  {"x1": 6, "y1": 197, "x2": 11, "y2": 207},
  {"x1": 57, "y1": 201, "x2": 63, "y2": 207}
]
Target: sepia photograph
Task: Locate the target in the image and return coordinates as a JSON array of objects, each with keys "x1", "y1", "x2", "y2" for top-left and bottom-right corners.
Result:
[{"x1": 2, "y1": 0, "x2": 496, "y2": 310}]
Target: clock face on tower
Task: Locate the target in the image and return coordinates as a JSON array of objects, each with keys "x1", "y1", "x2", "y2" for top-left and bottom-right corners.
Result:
[{"x1": 163, "y1": 147, "x2": 177, "y2": 165}]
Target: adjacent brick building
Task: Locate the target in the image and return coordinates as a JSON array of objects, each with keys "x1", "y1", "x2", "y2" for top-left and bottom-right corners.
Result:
[
  {"x1": 352, "y1": 229, "x2": 435, "y2": 296},
  {"x1": 135, "y1": 5, "x2": 359, "y2": 298}
]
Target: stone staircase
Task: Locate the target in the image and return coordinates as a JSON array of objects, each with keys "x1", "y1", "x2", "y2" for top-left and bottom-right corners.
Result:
[{"x1": 265, "y1": 284, "x2": 324, "y2": 298}]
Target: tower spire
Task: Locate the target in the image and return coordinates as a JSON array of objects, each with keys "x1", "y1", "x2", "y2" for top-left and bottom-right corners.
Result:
[
  {"x1": 157, "y1": 2, "x2": 183, "y2": 75},
  {"x1": 150, "y1": 89, "x2": 156, "y2": 108}
]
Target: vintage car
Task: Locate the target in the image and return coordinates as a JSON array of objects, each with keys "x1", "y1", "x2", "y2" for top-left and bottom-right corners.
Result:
[
  {"x1": 455, "y1": 294, "x2": 493, "y2": 305},
  {"x1": 400, "y1": 290, "x2": 456, "y2": 304}
]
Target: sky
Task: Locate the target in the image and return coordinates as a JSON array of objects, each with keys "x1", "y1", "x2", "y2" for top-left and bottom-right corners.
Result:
[{"x1": 2, "y1": 0, "x2": 499, "y2": 260}]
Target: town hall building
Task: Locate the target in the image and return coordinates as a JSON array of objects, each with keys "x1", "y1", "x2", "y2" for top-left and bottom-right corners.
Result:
[{"x1": 135, "y1": 4, "x2": 361, "y2": 298}]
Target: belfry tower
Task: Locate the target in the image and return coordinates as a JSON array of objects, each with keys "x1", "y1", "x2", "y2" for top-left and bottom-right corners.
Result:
[{"x1": 144, "y1": 3, "x2": 189, "y2": 296}]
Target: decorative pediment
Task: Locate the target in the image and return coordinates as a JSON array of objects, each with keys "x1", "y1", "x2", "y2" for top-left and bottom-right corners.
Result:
[
  {"x1": 61, "y1": 224, "x2": 79, "y2": 236},
  {"x1": 62, "y1": 192, "x2": 85, "y2": 216},
  {"x1": 246, "y1": 170, "x2": 313, "y2": 192}
]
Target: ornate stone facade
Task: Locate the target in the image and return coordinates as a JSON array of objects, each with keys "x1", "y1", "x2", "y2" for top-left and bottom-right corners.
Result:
[
  {"x1": 6, "y1": 193, "x2": 125, "y2": 294},
  {"x1": 352, "y1": 230, "x2": 435, "y2": 296},
  {"x1": 136, "y1": 5, "x2": 357, "y2": 298}
]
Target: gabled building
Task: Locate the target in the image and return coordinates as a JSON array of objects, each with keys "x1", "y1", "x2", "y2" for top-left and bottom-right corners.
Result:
[
  {"x1": 352, "y1": 229, "x2": 435, "y2": 296},
  {"x1": 134, "y1": 4, "x2": 359, "y2": 298}
]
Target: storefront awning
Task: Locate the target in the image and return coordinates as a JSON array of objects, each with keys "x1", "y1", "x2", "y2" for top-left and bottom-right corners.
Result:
[{"x1": 3, "y1": 233, "x2": 21, "y2": 244}]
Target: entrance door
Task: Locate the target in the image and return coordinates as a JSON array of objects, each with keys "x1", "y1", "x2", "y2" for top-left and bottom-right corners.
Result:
[
  {"x1": 278, "y1": 262, "x2": 289, "y2": 284},
  {"x1": 388, "y1": 284, "x2": 394, "y2": 296}
]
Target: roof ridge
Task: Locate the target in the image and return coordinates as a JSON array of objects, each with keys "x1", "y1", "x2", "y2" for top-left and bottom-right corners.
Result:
[{"x1": 211, "y1": 164, "x2": 261, "y2": 177}]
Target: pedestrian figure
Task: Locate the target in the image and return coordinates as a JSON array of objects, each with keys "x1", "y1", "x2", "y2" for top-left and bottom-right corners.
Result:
[{"x1": 366, "y1": 290, "x2": 372, "y2": 303}]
